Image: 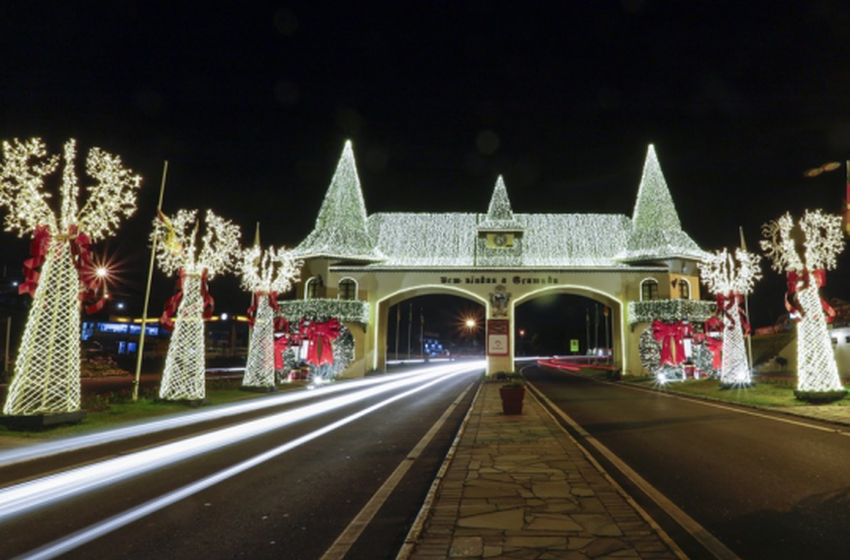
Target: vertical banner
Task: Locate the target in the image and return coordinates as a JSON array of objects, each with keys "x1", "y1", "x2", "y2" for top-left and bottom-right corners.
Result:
[{"x1": 487, "y1": 319, "x2": 510, "y2": 356}]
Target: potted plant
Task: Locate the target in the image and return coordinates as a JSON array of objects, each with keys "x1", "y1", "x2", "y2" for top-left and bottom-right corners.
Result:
[{"x1": 497, "y1": 372, "x2": 525, "y2": 415}]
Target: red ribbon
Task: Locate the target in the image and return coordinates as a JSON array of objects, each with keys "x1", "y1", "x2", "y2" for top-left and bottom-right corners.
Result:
[
  {"x1": 303, "y1": 318, "x2": 341, "y2": 366},
  {"x1": 200, "y1": 268, "x2": 214, "y2": 320},
  {"x1": 160, "y1": 269, "x2": 185, "y2": 332},
  {"x1": 705, "y1": 335, "x2": 723, "y2": 369},
  {"x1": 273, "y1": 319, "x2": 297, "y2": 370},
  {"x1": 247, "y1": 291, "x2": 284, "y2": 330},
  {"x1": 18, "y1": 225, "x2": 52, "y2": 297},
  {"x1": 67, "y1": 225, "x2": 106, "y2": 314},
  {"x1": 785, "y1": 268, "x2": 835, "y2": 322},
  {"x1": 160, "y1": 268, "x2": 215, "y2": 332},
  {"x1": 651, "y1": 320, "x2": 691, "y2": 366},
  {"x1": 716, "y1": 291, "x2": 750, "y2": 335}
]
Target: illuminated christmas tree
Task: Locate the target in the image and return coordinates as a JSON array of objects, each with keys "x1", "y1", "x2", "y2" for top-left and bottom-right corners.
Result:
[
  {"x1": 761, "y1": 210, "x2": 846, "y2": 400},
  {"x1": 239, "y1": 241, "x2": 302, "y2": 389},
  {"x1": 699, "y1": 248, "x2": 761, "y2": 387},
  {"x1": 0, "y1": 138, "x2": 141, "y2": 416},
  {"x1": 154, "y1": 209, "x2": 241, "y2": 401}
]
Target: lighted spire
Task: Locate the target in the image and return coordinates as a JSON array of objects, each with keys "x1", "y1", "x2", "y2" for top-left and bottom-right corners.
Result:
[
  {"x1": 294, "y1": 140, "x2": 383, "y2": 261},
  {"x1": 479, "y1": 175, "x2": 523, "y2": 230},
  {"x1": 621, "y1": 144, "x2": 706, "y2": 261}
]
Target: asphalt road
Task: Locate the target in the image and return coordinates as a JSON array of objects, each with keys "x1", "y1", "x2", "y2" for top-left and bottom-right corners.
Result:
[
  {"x1": 0, "y1": 363, "x2": 483, "y2": 560},
  {"x1": 525, "y1": 366, "x2": 850, "y2": 560}
]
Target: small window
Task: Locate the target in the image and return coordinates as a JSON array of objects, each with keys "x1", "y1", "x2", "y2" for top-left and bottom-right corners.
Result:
[
  {"x1": 831, "y1": 337, "x2": 838, "y2": 345},
  {"x1": 338, "y1": 278, "x2": 357, "y2": 300},
  {"x1": 305, "y1": 276, "x2": 322, "y2": 299},
  {"x1": 641, "y1": 279, "x2": 659, "y2": 301},
  {"x1": 845, "y1": 336, "x2": 850, "y2": 344},
  {"x1": 678, "y1": 279, "x2": 690, "y2": 300}
]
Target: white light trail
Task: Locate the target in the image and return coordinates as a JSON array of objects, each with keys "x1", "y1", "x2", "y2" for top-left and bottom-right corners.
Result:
[
  {"x1": 11, "y1": 362, "x2": 482, "y2": 560},
  {"x1": 0, "y1": 362, "x2": 480, "y2": 467},
  {"x1": 0, "y1": 361, "x2": 484, "y2": 522}
]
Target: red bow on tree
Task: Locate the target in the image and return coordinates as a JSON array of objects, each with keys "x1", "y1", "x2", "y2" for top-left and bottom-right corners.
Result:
[
  {"x1": 247, "y1": 291, "x2": 286, "y2": 330},
  {"x1": 67, "y1": 225, "x2": 106, "y2": 314},
  {"x1": 18, "y1": 225, "x2": 52, "y2": 297},
  {"x1": 716, "y1": 291, "x2": 750, "y2": 335},
  {"x1": 160, "y1": 269, "x2": 186, "y2": 332},
  {"x1": 199, "y1": 269, "x2": 214, "y2": 320},
  {"x1": 651, "y1": 320, "x2": 691, "y2": 366},
  {"x1": 785, "y1": 268, "x2": 835, "y2": 322},
  {"x1": 702, "y1": 316, "x2": 724, "y2": 370},
  {"x1": 303, "y1": 318, "x2": 341, "y2": 366}
]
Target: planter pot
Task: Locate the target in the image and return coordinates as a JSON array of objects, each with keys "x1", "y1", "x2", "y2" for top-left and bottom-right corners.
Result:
[{"x1": 500, "y1": 385, "x2": 525, "y2": 415}]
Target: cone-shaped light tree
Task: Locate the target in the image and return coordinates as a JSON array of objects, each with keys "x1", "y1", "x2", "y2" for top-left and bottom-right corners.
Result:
[
  {"x1": 153, "y1": 209, "x2": 241, "y2": 401},
  {"x1": 239, "y1": 243, "x2": 302, "y2": 389},
  {"x1": 699, "y1": 248, "x2": 762, "y2": 387},
  {"x1": 0, "y1": 138, "x2": 141, "y2": 416},
  {"x1": 761, "y1": 210, "x2": 846, "y2": 399}
]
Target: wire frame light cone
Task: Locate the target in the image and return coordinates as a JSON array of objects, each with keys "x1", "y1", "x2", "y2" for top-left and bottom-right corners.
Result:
[
  {"x1": 795, "y1": 283, "x2": 843, "y2": 393},
  {"x1": 3, "y1": 239, "x2": 81, "y2": 415},
  {"x1": 719, "y1": 299, "x2": 751, "y2": 386},
  {"x1": 242, "y1": 295, "x2": 276, "y2": 389},
  {"x1": 159, "y1": 274, "x2": 206, "y2": 401}
]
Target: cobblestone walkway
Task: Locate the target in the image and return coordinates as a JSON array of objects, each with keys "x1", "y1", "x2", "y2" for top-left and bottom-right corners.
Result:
[{"x1": 401, "y1": 383, "x2": 684, "y2": 560}]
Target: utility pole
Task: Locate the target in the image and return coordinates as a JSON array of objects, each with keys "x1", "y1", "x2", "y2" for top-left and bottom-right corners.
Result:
[
  {"x1": 394, "y1": 304, "x2": 400, "y2": 361},
  {"x1": 407, "y1": 303, "x2": 412, "y2": 360}
]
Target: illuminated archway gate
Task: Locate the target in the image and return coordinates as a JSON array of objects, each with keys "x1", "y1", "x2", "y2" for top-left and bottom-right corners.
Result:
[{"x1": 288, "y1": 141, "x2": 712, "y2": 377}]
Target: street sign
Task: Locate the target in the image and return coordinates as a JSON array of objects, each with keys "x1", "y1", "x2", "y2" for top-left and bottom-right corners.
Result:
[{"x1": 570, "y1": 339, "x2": 579, "y2": 353}]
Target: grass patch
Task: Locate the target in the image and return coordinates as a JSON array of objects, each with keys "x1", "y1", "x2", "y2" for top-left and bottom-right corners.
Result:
[{"x1": 0, "y1": 379, "x2": 302, "y2": 442}]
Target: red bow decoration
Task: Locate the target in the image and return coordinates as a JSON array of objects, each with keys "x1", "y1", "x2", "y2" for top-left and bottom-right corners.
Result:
[
  {"x1": 67, "y1": 225, "x2": 106, "y2": 314},
  {"x1": 303, "y1": 318, "x2": 341, "y2": 366},
  {"x1": 19, "y1": 225, "x2": 52, "y2": 297},
  {"x1": 160, "y1": 269, "x2": 186, "y2": 332},
  {"x1": 704, "y1": 335, "x2": 723, "y2": 369},
  {"x1": 716, "y1": 291, "x2": 750, "y2": 335},
  {"x1": 785, "y1": 268, "x2": 835, "y2": 322},
  {"x1": 199, "y1": 268, "x2": 214, "y2": 320},
  {"x1": 273, "y1": 319, "x2": 298, "y2": 370},
  {"x1": 160, "y1": 269, "x2": 215, "y2": 332},
  {"x1": 247, "y1": 291, "x2": 285, "y2": 330},
  {"x1": 651, "y1": 320, "x2": 692, "y2": 366}
]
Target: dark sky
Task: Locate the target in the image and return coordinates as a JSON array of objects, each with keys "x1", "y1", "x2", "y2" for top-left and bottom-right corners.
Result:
[{"x1": 3, "y1": 1, "x2": 850, "y2": 333}]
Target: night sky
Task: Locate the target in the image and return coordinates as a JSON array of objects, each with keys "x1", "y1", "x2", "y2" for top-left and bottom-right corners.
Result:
[{"x1": 3, "y1": 1, "x2": 850, "y2": 349}]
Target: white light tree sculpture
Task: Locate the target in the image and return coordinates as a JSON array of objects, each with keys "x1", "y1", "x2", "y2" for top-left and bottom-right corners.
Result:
[
  {"x1": 699, "y1": 248, "x2": 761, "y2": 387},
  {"x1": 239, "y1": 243, "x2": 302, "y2": 389},
  {"x1": 0, "y1": 138, "x2": 141, "y2": 417},
  {"x1": 153, "y1": 209, "x2": 241, "y2": 401},
  {"x1": 761, "y1": 210, "x2": 846, "y2": 400}
]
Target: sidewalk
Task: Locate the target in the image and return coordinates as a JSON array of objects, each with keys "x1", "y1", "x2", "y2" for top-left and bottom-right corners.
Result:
[{"x1": 400, "y1": 382, "x2": 683, "y2": 560}]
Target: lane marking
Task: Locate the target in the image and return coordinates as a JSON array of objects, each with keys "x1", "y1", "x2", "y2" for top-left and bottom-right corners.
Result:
[
  {"x1": 320, "y1": 381, "x2": 475, "y2": 560},
  {"x1": 528, "y1": 381, "x2": 741, "y2": 560}
]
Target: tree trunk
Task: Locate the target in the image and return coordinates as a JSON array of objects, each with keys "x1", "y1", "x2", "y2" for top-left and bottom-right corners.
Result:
[
  {"x1": 796, "y1": 283, "x2": 843, "y2": 392},
  {"x1": 242, "y1": 295, "x2": 275, "y2": 389}
]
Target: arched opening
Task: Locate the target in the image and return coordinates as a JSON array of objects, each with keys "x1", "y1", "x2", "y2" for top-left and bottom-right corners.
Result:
[
  {"x1": 641, "y1": 278, "x2": 659, "y2": 301},
  {"x1": 375, "y1": 287, "x2": 487, "y2": 371},
  {"x1": 514, "y1": 293, "x2": 614, "y2": 358},
  {"x1": 512, "y1": 286, "x2": 623, "y2": 371}
]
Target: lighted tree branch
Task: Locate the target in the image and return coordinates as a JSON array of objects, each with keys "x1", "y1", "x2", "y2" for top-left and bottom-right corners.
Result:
[
  {"x1": 239, "y1": 244, "x2": 303, "y2": 389},
  {"x1": 0, "y1": 137, "x2": 141, "y2": 416},
  {"x1": 699, "y1": 248, "x2": 761, "y2": 387},
  {"x1": 760, "y1": 210, "x2": 846, "y2": 398},
  {"x1": 154, "y1": 209, "x2": 242, "y2": 401}
]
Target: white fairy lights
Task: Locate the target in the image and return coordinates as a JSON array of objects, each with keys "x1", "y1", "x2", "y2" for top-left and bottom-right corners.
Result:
[
  {"x1": 239, "y1": 245, "x2": 302, "y2": 389},
  {"x1": 761, "y1": 210, "x2": 845, "y2": 397},
  {"x1": 154, "y1": 209, "x2": 241, "y2": 401},
  {"x1": 0, "y1": 138, "x2": 141, "y2": 416},
  {"x1": 699, "y1": 248, "x2": 762, "y2": 387}
]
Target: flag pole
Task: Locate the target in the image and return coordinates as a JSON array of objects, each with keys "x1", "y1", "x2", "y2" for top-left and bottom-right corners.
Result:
[
  {"x1": 133, "y1": 160, "x2": 168, "y2": 401},
  {"x1": 739, "y1": 226, "x2": 754, "y2": 371}
]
